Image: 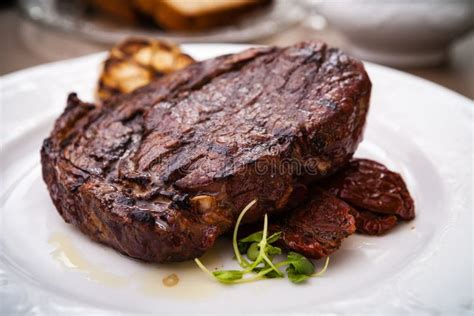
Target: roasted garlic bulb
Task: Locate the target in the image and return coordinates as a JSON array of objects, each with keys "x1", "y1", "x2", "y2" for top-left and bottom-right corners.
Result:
[{"x1": 97, "y1": 38, "x2": 195, "y2": 101}]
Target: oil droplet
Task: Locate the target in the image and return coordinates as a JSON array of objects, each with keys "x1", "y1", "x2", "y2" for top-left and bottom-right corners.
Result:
[
  {"x1": 48, "y1": 232, "x2": 128, "y2": 287},
  {"x1": 136, "y1": 239, "x2": 228, "y2": 298},
  {"x1": 137, "y1": 264, "x2": 218, "y2": 299},
  {"x1": 162, "y1": 273, "x2": 179, "y2": 287}
]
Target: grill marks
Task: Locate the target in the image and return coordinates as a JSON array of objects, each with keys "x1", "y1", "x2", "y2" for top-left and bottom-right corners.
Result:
[
  {"x1": 137, "y1": 43, "x2": 336, "y2": 191},
  {"x1": 127, "y1": 45, "x2": 332, "y2": 195}
]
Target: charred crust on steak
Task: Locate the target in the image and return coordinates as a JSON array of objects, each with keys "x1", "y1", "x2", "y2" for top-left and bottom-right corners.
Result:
[
  {"x1": 129, "y1": 209, "x2": 155, "y2": 225},
  {"x1": 171, "y1": 193, "x2": 191, "y2": 210},
  {"x1": 41, "y1": 41, "x2": 371, "y2": 262},
  {"x1": 116, "y1": 195, "x2": 136, "y2": 206}
]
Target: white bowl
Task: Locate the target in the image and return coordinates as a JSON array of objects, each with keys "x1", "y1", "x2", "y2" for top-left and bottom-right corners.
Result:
[{"x1": 315, "y1": 0, "x2": 473, "y2": 67}]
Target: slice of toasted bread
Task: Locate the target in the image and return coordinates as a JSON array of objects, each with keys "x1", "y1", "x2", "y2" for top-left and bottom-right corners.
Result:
[
  {"x1": 134, "y1": 0, "x2": 271, "y2": 31},
  {"x1": 97, "y1": 38, "x2": 195, "y2": 101},
  {"x1": 88, "y1": 0, "x2": 138, "y2": 23}
]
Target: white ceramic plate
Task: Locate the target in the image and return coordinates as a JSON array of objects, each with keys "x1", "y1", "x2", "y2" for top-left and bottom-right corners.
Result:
[{"x1": 0, "y1": 44, "x2": 472, "y2": 315}]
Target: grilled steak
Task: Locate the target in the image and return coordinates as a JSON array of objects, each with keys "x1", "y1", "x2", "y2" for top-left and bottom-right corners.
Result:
[{"x1": 41, "y1": 42, "x2": 371, "y2": 262}]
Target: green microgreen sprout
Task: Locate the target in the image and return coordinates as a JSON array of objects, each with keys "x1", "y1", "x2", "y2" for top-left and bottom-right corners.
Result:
[
  {"x1": 194, "y1": 199, "x2": 330, "y2": 284},
  {"x1": 312, "y1": 256, "x2": 330, "y2": 277}
]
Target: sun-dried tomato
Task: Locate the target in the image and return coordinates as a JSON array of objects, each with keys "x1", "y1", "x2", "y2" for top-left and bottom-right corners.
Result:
[{"x1": 322, "y1": 158, "x2": 415, "y2": 220}]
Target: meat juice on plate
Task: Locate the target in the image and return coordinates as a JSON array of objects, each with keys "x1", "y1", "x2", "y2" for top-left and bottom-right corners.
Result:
[{"x1": 48, "y1": 231, "x2": 222, "y2": 298}]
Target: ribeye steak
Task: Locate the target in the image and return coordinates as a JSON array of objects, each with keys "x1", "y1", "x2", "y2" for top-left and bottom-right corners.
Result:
[{"x1": 41, "y1": 42, "x2": 371, "y2": 262}]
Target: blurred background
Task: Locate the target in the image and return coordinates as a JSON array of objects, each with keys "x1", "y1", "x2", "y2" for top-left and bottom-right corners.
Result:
[{"x1": 1, "y1": 0, "x2": 473, "y2": 98}]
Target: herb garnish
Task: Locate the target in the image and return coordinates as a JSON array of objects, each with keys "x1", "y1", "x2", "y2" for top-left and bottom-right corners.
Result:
[{"x1": 194, "y1": 199, "x2": 329, "y2": 284}]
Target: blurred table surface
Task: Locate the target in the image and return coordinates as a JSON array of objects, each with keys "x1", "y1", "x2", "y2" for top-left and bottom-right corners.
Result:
[{"x1": 1, "y1": 7, "x2": 473, "y2": 99}]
